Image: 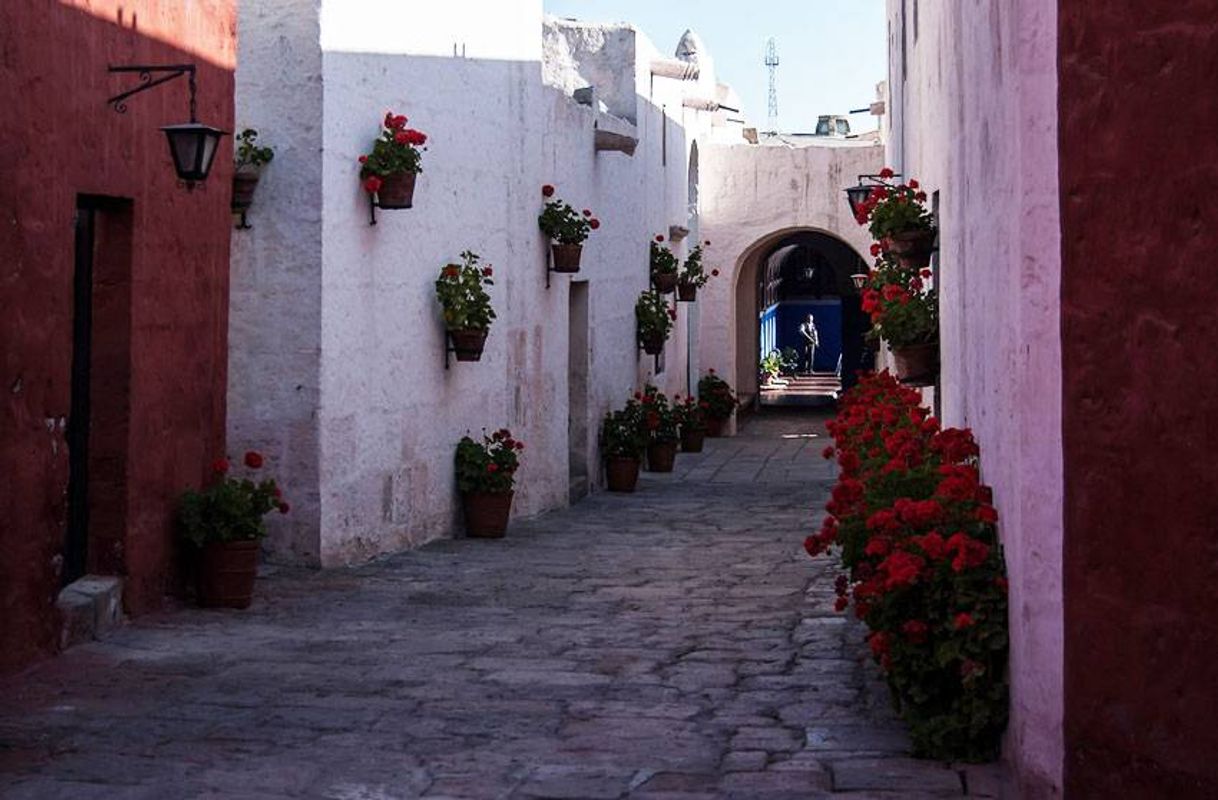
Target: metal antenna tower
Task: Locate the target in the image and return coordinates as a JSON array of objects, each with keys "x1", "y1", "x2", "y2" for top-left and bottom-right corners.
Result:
[{"x1": 765, "y1": 38, "x2": 779, "y2": 133}]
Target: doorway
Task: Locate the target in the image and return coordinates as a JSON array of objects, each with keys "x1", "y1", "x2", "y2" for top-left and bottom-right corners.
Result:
[
  {"x1": 567, "y1": 281, "x2": 590, "y2": 502},
  {"x1": 65, "y1": 195, "x2": 132, "y2": 585}
]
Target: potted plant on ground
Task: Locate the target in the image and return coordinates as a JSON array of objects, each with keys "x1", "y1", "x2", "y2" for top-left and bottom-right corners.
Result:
[
  {"x1": 538, "y1": 185, "x2": 599, "y2": 273},
  {"x1": 677, "y1": 241, "x2": 718, "y2": 302},
  {"x1": 861, "y1": 257, "x2": 939, "y2": 384},
  {"x1": 638, "y1": 386, "x2": 679, "y2": 472},
  {"x1": 601, "y1": 398, "x2": 648, "y2": 492},
  {"x1": 231, "y1": 128, "x2": 274, "y2": 213},
  {"x1": 698, "y1": 370, "x2": 738, "y2": 437},
  {"x1": 359, "y1": 111, "x2": 427, "y2": 209},
  {"x1": 178, "y1": 452, "x2": 288, "y2": 609},
  {"x1": 673, "y1": 395, "x2": 708, "y2": 452},
  {"x1": 455, "y1": 429, "x2": 523, "y2": 538},
  {"x1": 636, "y1": 289, "x2": 676, "y2": 355},
  {"x1": 854, "y1": 169, "x2": 935, "y2": 269},
  {"x1": 650, "y1": 235, "x2": 680, "y2": 294},
  {"x1": 435, "y1": 250, "x2": 496, "y2": 361}
]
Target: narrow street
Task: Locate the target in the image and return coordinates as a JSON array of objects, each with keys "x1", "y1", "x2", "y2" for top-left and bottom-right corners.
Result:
[{"x1": 1, "y1": 411, "x2": 1000, "y2": 799}]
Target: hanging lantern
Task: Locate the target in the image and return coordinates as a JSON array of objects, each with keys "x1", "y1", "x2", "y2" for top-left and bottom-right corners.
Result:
[
  {"x1": 845, "y1": 183, "x2": 872, "y2": 219},
  {"x1": 850, "y1": 273, "x2": 870, "y2": 290},
  {"x1": 161, "y1": 123, "x2": 225, "y2": 183}
]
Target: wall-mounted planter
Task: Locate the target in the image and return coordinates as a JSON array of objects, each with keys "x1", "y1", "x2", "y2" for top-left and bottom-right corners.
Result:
[
  {"x1": 677, "y1": 281, "x2": 697, "y2": 302},
  {"x1": 376, "y1": 172, "x2": 417, "y2": 209},
  {"x1": 641, "y1": 334, "x2": 666, "y2": 356},
  {"x1": 891, "y1": 340, "x2": 940, "y2": 386},
  {"x1": 652, "y1": 273, "x2": 677, "y2": 294},
  {"x1": 448, "y1": 328, "x2": 488, "y2": 362},
  {"x1": 551, "y1": 243, "x2": 583, "y2": 273},
  {"x1": 887, "y1": 228, "x2": 936, "y2": 270},
  {"x1": 231, "y1": 172, "x2": 260, "y2": 211}
]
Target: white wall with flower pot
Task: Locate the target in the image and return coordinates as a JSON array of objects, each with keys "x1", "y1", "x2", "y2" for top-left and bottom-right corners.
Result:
[
  {"x1": 229, "y1": 1, "x2": 744, "y2": 566},
  {"x1": 696, "y1": 139, "x2": 884, "y2": 415}
]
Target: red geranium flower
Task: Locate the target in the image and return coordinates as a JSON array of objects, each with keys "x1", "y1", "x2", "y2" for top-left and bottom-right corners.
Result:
[
  {"x1": 487, "y1": 463, "x2": 499, "y2": 473},
  {"x1": 363, "y1": 176, "x2": 383, "y2": 194},
  {"x1": 211, "y1": 458, "x2": 229, "y2": 474},
  {"x1": 879, "y1": 167, "x2": 895, "y2": 179},
  {"x1": 582, "y1": 209, "x2": 592, "y2": 217},
  {"x1": 542, "y1": 184, "x2": 555, "y2": 197},
  {"x1": 482, "y1": 267, "x2": 493, "y2": 276},
  {"x1": 589, "y1": 218, "x2": 600, "y2": 230},
  {"x1": 711, "y1": 269, "x2": 719, "y2": 276},
  {"x1": 655, "y1": 234, "x2": 664, "y2": 243},
  {"x1": 244, "y1": 451, "x2": 264, "y2": 469},
  {"x1": 954, "y1": 612, "x2": 975, "y2": 630}
]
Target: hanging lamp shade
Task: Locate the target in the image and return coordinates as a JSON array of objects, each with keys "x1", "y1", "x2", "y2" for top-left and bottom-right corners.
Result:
[
  {"x1": 161, "y1": 123, "x2": 225, "y2": 183},
  {"x1": 844, "y1": 182, "x2": 872, "y2": 218}
]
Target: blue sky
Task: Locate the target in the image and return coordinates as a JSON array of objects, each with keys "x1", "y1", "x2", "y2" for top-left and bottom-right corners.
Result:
[{"x1": 542, "y1": 0, "x2": 887, "y2": 133}]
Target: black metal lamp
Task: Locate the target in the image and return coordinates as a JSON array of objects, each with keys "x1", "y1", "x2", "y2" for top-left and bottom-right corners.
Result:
[
  {"x1": 844, "y1": 173, "x2": 902, "y2": 218},
  {"x1": 107, "y1": 64, "x2": 226, "y2": 187},
  {"x1": 160, "y1": 123, "x2": 224, "y2": 182}
]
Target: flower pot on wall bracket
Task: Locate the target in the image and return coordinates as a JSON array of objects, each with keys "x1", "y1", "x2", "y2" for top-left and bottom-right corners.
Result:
[
  {"x1": 886, "y1": 228, "x2": 936, "y2": 269},
  {"x1": 652, "y1": 273, "x2": 678, "y2": 294},
  {"x1": 462, "y1": 490, "x2": 513, "y2": 538},
  {"x1": 891, "y1": 340, "x2": 940, "y2": 386},
  {"x1": 677, "y1": 281, "x2": 697, "y2": 302},
  {"x1": 641, "y1": 334, "x2": 666, "y2": 356},
  {"x1": 446, "y1": 328, "x2": 489, "y2": 367},
  {"x1": 368, "y1": 172, "x2": 417, "y2": 224},
  {"x1": 231, "y1": 171, "x2": 260, "y2": 229},
  {"x1": 551, "y1": 243, "x2": 583, "y2": 273}
]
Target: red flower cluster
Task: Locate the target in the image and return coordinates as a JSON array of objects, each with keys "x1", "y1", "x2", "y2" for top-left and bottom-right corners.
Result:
[{"x1": 809, "y1": 371, "x2": 1009, "y2": 761}]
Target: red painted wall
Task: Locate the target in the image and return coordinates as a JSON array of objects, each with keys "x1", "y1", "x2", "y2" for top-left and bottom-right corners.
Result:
[
  {"x1": 1059, "y1": 2, "x2": 1218, "y2": 796},
  {"x1": 0, "y1": 1, "x2": 235, "y2": 670}
]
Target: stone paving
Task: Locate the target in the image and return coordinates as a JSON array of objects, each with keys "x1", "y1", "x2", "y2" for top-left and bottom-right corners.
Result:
[{"x1": 0, "y1": 410, "x2": 1003, "y2": 799}]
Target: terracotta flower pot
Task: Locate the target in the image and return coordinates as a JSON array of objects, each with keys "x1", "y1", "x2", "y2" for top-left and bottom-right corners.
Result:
[
  {"x1": 197, "y1": 540, "x2": 259, "y2": 609},
  {"x1": 231, "y1": 172, "x2": 260, "y2": 211},
  {"x1": 652, "y1": 272, "x2": 678, "y2": 294},
  {"x1": 677, "y1": 281, "x2": 698, "y2": 302},
  {"x1": 552, "y1": 243, "x2": 583, "y2": 273},
  {"x1": 680, "y1": 426, "x2": 706, "y2": 453},
  {"x1": 646, "y1": 440, "x2": 678, "y2": 472},
  {"x1": 891, "y1": 341, "x2": 940, "y2": 385},
  {"x1": 606, "y1": 456, "x2": 640, "y2": 492},
  {"x1": 641, "y1": 334, "x2": 666, "y2": 356},
  {"x1": 704, "y1": 415, "x2": 729, "y2": 438},
  {"x1": 376, "y1": 171, "x2": 417, "y2": 209},
  {"x1": 887, "y1": 228, "x2": 936, "y2": 269},
  {"x1": 449, "y1": 328, "x2": 489, "y2": 362},
  {"x1": 462, "y1": 490, "x2": 513, "y2": 538}
]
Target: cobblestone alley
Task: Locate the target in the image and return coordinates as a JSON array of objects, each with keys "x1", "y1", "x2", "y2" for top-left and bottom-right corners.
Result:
[{"x1": 1, "y1": 411, "x2": 1001, "y2": 799}]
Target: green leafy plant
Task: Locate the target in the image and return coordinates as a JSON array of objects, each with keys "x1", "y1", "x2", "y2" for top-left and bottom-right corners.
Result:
[
  {"x1": 539, "y1": 185, "x2": 599, "y2": 244},
  {"x1": 854, "y1": 169, "x2": 934, "y2": 241},
  {"x1": 861, "y1": 257, "x2": 938, "y2": 348},
  {"x1": 760, "y1": 350, "x2": 783, "y2": 381},
  {"x1": 636, "y1": 290, "x2": 676, "y2": 344},
  {"x1": 455, "y1": 429, "x2": 523, "y2": 494},
  {"x1": 235, "y1": 128, "x2": 274, "y2": 172},
  {"x1": 697, "y1": 371, "x2": 738, "y2": 420},
  {"x1": 359, "y1": 110, "x2": 428, "y2": 193},
  {"x1": 601, "y1": 399, "x2": 649, "y2": 459},
  {"x1": 678, "y1": 242, "x2": 719, "y2": 288},
  {"x1": 650, "y1": 235, "x2": 679, "y2": 277},
  {"x1": 637, "y1": 385, "x2": 679, "y2": 443},
  {"x1": 178, "y1": 452, "x2": 287, "y2": 547},
  {"x1": 435, "y1": 250, "x2": 496, "y2": 331}
]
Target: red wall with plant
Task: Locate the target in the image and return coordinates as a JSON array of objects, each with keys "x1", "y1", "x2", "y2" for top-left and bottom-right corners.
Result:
[
  {"x1": 0, "y1": 1, "x2": 235, "y2": 670},
  {"x1": 1058, "y1": 2, "x2": 1218, "y2": 795}
]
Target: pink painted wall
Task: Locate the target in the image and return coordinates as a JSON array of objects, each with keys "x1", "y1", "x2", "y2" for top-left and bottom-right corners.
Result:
[{"x1": 886, "y1": 1, "x2": 1063, "y2": 795}]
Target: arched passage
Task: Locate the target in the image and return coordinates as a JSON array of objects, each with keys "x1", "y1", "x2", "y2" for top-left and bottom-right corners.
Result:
[{"x1": 732, "y1": 228, "x2": 872, "y2": 407}]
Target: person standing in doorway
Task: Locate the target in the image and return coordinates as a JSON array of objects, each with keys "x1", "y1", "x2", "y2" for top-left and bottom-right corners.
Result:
[{"x1": 799, "y1": 313, "x2": 819, "y2": 373}]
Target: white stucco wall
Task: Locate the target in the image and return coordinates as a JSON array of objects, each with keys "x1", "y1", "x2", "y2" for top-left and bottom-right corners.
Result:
[
  {"x1": 696, "y1": 140, "x2": 883, "y2": 409},
  {"x1": 228, "y1": 0, "x2": 325, "y2": 563},
  {"x1": 231, "y1": 1, "x2": 729, "y2": 566}
]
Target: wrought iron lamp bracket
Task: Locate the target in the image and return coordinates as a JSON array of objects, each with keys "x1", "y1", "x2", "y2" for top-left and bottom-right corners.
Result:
[{"x1": 107, "y1": 64, "x2": 198, "y2": 121}]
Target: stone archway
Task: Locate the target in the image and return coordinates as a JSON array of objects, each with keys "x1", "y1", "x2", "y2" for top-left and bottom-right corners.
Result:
[{"x1": 731, "y1": 227, "x2": 869, "y2": 408}]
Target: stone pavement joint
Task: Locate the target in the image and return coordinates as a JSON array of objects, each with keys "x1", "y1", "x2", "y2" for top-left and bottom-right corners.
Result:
[{"x1": 0, "y1": 410, "x2": 1004, "y2": 799}]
